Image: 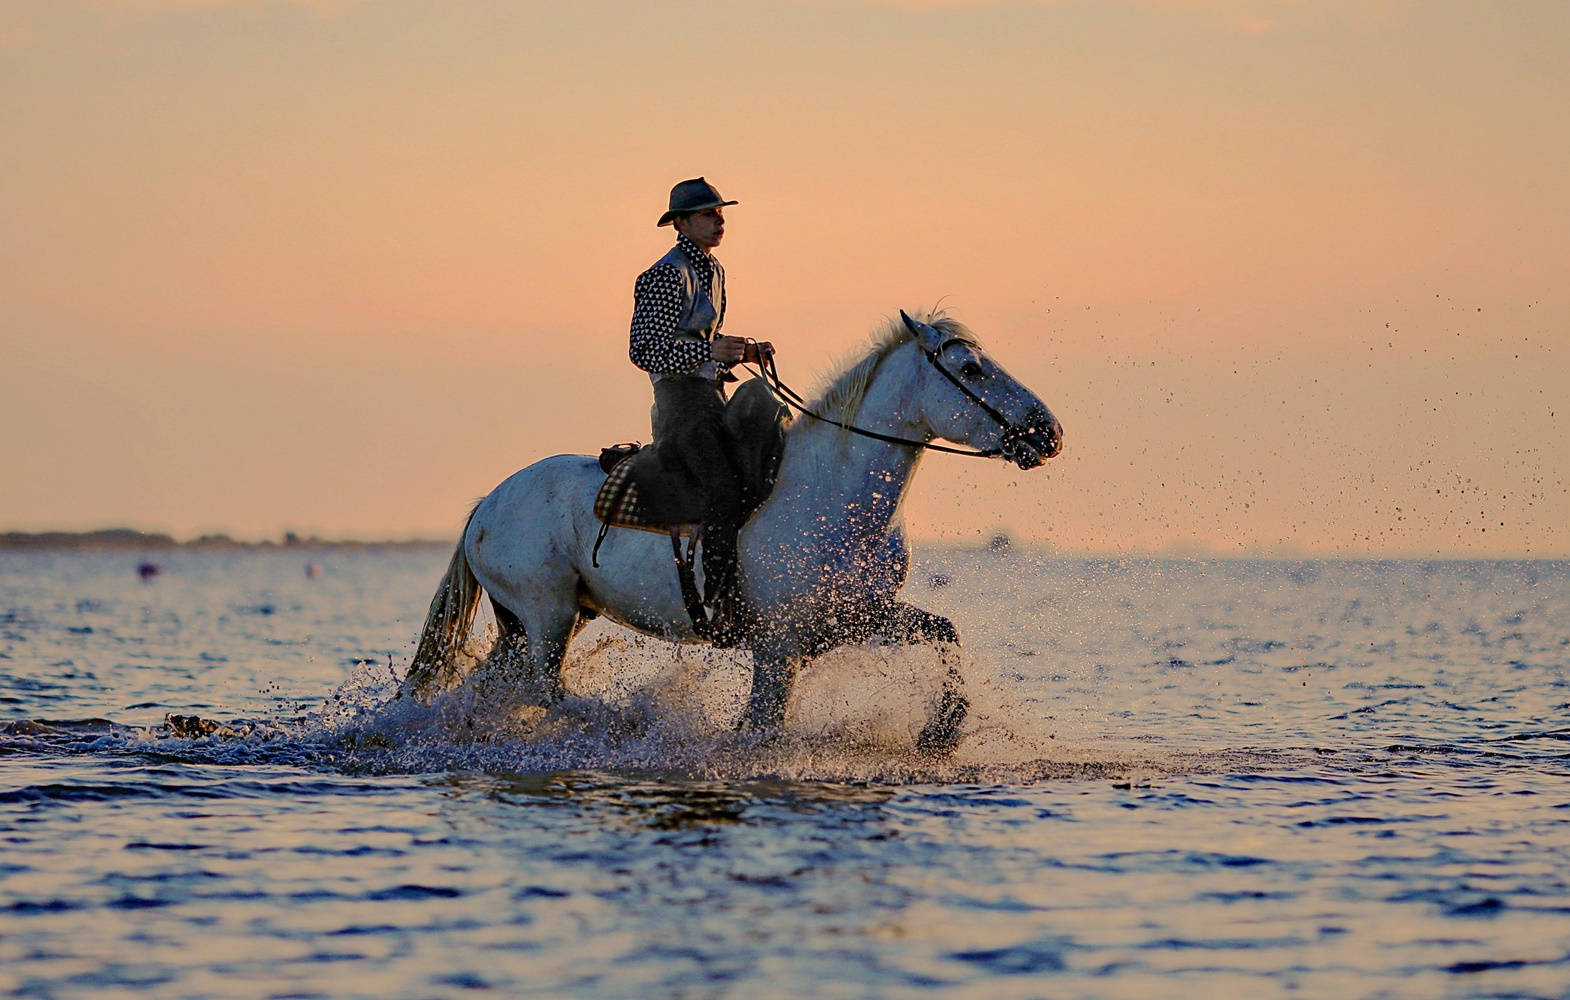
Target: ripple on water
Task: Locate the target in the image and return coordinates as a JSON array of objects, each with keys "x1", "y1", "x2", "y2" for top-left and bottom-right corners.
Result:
[{"x1": 4, "y1": 553, "x2": 1570, "y2": 997}]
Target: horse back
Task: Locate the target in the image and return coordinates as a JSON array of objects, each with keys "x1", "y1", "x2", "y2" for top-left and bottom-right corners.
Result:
[{"x1": 469, "y1": 454, "x2": 604, "y2": 554}]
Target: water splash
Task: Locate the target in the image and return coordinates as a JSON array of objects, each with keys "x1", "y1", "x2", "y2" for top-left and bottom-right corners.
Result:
[{"x1": 3, "y1": 623, "x2": 1273, "y2": 784}]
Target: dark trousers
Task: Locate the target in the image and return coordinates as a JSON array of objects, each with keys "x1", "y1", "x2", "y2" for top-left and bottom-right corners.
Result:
[{"x1": 652, "y1": 377, "x2": 743, "y2": 604}]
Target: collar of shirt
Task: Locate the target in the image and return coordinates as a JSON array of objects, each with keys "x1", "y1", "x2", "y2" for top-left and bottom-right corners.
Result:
[{"x1": 675, "y1": 233, "x2": 715, "y2": 282}]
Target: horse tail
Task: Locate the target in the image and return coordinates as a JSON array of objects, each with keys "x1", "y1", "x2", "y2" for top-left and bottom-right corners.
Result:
[{"x1": 402, "y1": 502, "x2": 484, "y2": 700}]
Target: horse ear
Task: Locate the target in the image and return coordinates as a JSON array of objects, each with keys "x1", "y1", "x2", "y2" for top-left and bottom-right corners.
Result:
[{"x1": 899, "y1": 310, "x2": 944, "y2": 353}]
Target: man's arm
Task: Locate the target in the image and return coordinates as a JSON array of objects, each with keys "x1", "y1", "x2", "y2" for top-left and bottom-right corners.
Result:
[{"x1": 629, "y1": 264, "x2": 711, "y2": 375}]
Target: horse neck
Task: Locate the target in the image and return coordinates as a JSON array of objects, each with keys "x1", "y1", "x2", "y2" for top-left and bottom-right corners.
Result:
[{"x1": 765, "y1": 346, "x2": 930, "y2": 547}]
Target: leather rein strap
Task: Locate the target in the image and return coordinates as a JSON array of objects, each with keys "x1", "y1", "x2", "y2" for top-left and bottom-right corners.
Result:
[{"x1": 748, "y1": 338, "x2": 1018, "y2": 459}]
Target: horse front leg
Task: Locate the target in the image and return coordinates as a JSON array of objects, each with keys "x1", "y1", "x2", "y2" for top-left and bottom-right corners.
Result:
[
  {"x1": 739, "y1": 603, "x2": 968, "y2": 751},
  {"x1": 741, "y1": 651, "x2": 795, "y2": 734},
  {"x1": 872, "y1": 601, "x2": 968, "y2": 755},
  {"x1": 874, "y1": 601, "x2": 960, "y2": 646}
]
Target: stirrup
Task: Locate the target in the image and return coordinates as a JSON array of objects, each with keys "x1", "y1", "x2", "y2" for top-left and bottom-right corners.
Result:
[{"x1": 669, "y1": 528, "x2": 713, "y2": 640}]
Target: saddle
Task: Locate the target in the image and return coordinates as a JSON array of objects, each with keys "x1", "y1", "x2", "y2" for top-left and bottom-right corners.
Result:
[
  {"x1": 591, "y1": 378, "x2": 790, "y2": 639},
  {"x1": 593, "y1": 377, "x2": 789, "y2": 545}
]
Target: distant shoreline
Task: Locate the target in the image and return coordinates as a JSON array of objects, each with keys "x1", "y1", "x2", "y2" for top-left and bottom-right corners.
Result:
[
  {"x1": 0, "y1": 529, "x2": 447, "y2": 552},
  {"x1": 1, "y1": 529, "x2": 1562, "y2": 561}
]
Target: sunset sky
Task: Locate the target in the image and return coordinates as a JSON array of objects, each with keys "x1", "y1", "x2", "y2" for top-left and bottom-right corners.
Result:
[{"x1": 3, "y1": 0, "x2": 1566, "y2": 555}]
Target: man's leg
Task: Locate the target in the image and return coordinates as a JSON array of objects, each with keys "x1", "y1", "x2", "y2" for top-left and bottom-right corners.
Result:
[
  {"x1": 699, "y1": 465, "x2": 743, "y2": 609},
  {"x1": 670, "y1": 402, "x2": 742, "y2": 607},
  {"x1": 652, "y1": 378, "x2": 747, "y2": 625}
]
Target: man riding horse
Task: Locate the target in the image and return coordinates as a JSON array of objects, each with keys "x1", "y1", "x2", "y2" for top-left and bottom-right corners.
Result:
[
  {"x1": 401, "y1": 181, "x2": 1062, "y2": 743},
  {"x1": 628, "y1": 178, "x2": 774, "y2": 643}
]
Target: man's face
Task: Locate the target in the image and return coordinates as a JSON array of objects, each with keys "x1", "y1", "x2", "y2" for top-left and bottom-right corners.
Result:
[{"x1": 674, "y1": 208, "x2": 725, "y2": 250}]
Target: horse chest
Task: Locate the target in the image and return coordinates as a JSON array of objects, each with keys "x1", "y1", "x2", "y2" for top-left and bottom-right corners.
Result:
[{"x1": 755, "y1": 528, "x2": 909, "y2": 609}]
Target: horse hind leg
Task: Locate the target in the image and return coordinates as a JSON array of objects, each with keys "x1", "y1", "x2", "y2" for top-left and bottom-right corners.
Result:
[
  {"x1": 480, "y1": 593, "x2": 576, "y2": 707},
  {"x1": 485, "y1": 597, "x2": 531, "y2": 684}
]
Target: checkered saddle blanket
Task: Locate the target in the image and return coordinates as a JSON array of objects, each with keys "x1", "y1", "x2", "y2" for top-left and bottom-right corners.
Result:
[{"x1": 593, "y1": 448, "x2": 686, "y2": 535}]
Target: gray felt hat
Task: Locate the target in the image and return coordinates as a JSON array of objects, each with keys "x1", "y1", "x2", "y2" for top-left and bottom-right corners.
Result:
[{"x1": 657, "y1": 177, "x2": 738, "y2": 227}]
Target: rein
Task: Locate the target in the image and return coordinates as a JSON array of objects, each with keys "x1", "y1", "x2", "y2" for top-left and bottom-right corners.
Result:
[{"x1": 745, "y1": 338, "x2": 1023, "y2": 459}]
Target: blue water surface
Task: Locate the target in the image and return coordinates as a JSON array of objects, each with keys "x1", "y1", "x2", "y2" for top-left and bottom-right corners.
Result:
[{"x1": 2, "y1": 549, "x2": 1568, "y2": 998}]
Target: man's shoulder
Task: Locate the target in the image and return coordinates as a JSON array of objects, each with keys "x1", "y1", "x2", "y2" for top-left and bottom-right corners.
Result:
[
  {"x1": 636, "y1": 252, "x2": 688, "y2": 286},
  {"x1": 636, "y1": 260, "x2": 678, "y2": 283}
]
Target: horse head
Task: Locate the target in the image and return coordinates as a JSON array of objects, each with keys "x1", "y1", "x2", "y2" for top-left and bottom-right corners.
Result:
[{"x1": 899, "y1": 311, "x2": 1063, "y2": 469}]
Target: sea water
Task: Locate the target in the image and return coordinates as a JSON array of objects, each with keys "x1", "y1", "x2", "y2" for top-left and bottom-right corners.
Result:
[{"x1": 2, "y1": 548, "x2": 1568, "y2": 998}]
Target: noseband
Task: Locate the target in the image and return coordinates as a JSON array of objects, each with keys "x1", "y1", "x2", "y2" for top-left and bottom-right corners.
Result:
[
  {"x1": 917, "y1": 337, "x2": 1039, "y2": 459},
  {"x1": 752, "y1": 337, "x2": 1031, "y2": 459}
]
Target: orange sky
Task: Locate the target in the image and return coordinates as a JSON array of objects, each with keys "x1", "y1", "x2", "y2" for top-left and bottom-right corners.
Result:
[{"x1": 3, "y1": 0, "x2": 1567, "y2": 554}]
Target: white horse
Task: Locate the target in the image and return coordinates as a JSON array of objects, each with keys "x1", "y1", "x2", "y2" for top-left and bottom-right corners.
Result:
[{"x1": 403, "y1": 310, "x2": 1063, "y2": 748}]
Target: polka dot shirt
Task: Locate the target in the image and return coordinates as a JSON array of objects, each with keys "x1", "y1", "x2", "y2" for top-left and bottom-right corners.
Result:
[{"x1": 628, "y1": 234, "x2": 730, "y2": 377}]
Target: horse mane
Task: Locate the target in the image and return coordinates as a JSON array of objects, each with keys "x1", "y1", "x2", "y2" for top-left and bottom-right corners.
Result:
[{"x1": 805, "y1": 308, "x2": 980, "y2": 422}]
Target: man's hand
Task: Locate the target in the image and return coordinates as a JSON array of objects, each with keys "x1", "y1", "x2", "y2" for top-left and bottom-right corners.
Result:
[
  {"x1": 744, "y1": 339, "x2": 775, "y2": 365},
  {"x1": 710, "y1": 335, "x2": 746, "y2": 364},
  {"x1": 711, "y1": 335, "x2": 775, "y2": 365}
]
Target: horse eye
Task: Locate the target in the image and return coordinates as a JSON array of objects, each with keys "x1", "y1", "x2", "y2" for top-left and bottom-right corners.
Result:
[{"x1": 960, "y1": 361, "x2": 985, "y2": 379}]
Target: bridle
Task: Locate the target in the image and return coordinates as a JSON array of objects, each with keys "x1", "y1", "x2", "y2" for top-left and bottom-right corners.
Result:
[{"x1": 747, "y1": 334, "x2": 1036, "y2": 460}]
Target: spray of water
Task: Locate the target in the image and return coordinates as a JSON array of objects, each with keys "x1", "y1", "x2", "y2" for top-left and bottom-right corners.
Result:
[
  {"x1": 290, "y1": 619, "x2": 1254, "y2": 783},
  {"x1": 1, "y1": 618, "x2": 1268, "y2": 783}
]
